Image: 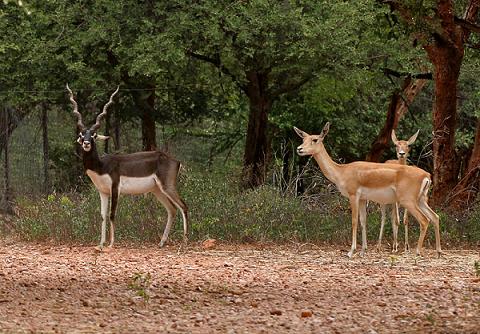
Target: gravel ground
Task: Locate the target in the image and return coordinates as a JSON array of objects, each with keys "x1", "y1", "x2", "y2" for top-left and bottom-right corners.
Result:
[{"x1": 0, "y1": 240, "x2": 479, "y2": 333}]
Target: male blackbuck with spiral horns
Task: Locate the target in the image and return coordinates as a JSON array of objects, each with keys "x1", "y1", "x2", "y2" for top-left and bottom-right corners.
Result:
[
  {"x1": 294, "y1": 123, "x2": 441, "y2": 258},
  {"x1": 66, "y1": 84, "x2": 188, "y2": 250}
]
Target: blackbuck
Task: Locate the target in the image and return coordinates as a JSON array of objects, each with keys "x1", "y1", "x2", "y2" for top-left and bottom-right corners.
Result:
[
  {"x1": 66, "y1": 84, "x2": 188, "y2": 250},
  {"x1": 294, "y1": 123, "x2": 441, "y2": 258},
  {"x1": 377, "y1": 129, "x2": 419, "y2": 253}
]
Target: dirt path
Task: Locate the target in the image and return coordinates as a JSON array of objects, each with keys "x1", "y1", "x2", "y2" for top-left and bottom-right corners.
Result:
[{"x1": 0, "y1": 240, "x2": 479, "y2": 333}]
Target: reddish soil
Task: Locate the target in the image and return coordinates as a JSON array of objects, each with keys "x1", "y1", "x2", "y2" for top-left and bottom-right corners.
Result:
[{"x1": 0, "y1": 240, "x2": 479, "y2": 333}]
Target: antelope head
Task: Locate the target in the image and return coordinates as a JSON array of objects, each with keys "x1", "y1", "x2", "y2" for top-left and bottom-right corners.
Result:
[
  {"x1": 391, "y1": 129, "x2": 419, "y2": 162},
  {"x1": 66, "y1": 84, "x2": 119, "y2": 152},
  {"x1": 294, "y1": 122, "x2": 330, "y2": 156}
]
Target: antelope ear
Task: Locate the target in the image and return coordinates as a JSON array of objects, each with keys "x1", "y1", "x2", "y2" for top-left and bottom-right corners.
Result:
[
  {"x1": 294, "y1": 126, "x2": 309, "y2": 138},
  {"x1": 320, "y1": 122, "x2": 330, "y2": 139},
  {"x1": 391, "y1": 130, "x2": 399, "y2": 145},
  {"x1": 95, "y1": 134, "x2": 110, "y2": 141},
  {"x1": 407, "y1": 129, "x2": 420, "y2": 145}
]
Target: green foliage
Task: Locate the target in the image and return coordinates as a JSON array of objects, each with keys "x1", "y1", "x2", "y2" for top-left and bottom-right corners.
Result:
[
  {"x1": 7, "y1": 160, "x2": 480, "y2": 247},
  {"x1": 3, "y1": 0, "x2": 480, "y2": 248}
]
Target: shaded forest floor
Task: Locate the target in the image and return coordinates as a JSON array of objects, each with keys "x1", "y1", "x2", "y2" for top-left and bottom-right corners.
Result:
[{"x1": 0, "y1": 239, "x2": 479, "y2": 333}]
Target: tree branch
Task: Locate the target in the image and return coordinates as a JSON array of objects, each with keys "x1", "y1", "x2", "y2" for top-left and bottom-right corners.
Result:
[
  {"x1": 186, "y1": 51, "x2": 247, "y2": 94},
  {"x1": 382, "y1": 68, "x2": 433, "y2": 80},
  {"x1": 455, "y1": 16, "x2": 480, "y2": 34},
  {"x1": 269, "y1": 73, "x2": 315, "y2": 99}
]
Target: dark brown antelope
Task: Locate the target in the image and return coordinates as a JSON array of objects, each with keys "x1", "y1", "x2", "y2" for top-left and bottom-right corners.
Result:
[
  {"x1": 377, "y1": 130, "x2": 419, "y2": 253},
  {"x1": 66, "y1": 84, "x2": 188, "y2": 250}
]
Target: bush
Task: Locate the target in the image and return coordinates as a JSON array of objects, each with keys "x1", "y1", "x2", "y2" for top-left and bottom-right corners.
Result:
[{"x1": 4, "y1": 164, "x2": 480, "y2": 248}]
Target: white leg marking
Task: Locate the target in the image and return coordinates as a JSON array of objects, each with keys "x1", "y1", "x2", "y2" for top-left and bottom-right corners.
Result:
[
  {"x1": 403, "y1": 209, "x2": 410, "y2": 252},
  {"x1": 377, "y1": 204, "x2": 387, "y2": 250},
  {"x1": 99, "y1": 192, "x2": 110, "y2": 248},
  {"x1": 391, "y1": 203, "x2": 400, "y2": 253},
  {"x1": 359, "y1": 200, "x2": 367, "y2": 257}
]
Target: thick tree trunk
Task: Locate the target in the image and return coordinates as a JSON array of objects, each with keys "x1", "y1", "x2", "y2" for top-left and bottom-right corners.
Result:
[
  {"x1": 447, "y1": 117, "x2": 480, "y2": 210},
  {"x1": 241, "y1": 71, "x2": 272, "y2": 189},
  {"x1": 426, "y1": 45, "x2": 463, "y2": 206},
  {"x1": 132, "y1": 83, "x2": 157, "y2": 151},
  {"x1": 367, "y1": 77, "x2": 427, "y2": 162},
  {"x1": 41, "y1": 105, "x2": 50, "y2": 194}
]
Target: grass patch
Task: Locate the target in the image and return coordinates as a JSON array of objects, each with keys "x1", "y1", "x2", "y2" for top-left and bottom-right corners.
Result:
[{"x1": 2, "y1": 165, "x2": 480, "y2": 248}]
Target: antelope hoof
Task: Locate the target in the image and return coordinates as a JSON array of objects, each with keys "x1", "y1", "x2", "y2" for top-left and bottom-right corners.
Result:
[
  {"x1": 375, "y1": 244, "x2": 382, "y2": 252},
  {"x1": 94, "y1": 245, "x2": 104, "y2": 252},
  {"x1": 347, "y1": 250, "x2": 354, "y2": 258},
  {"x1": 159, "y1": 240, "x2": 167, "y2": 248},
  {"x1": 359, "y1": 249, "x2": 366, "y2": 257},
  {"x1": 436, "y1": 250, "x2": 443, "y2": 258}
]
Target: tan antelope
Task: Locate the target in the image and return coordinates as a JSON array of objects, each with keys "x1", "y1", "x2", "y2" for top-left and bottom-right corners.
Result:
[
  {"x1": 66, "y1": 84, "x2": 188, "y2": 250},
  {"x1": 377, "y1": 129, "x2": 419, "y2": 253},
  {"x1": 294, "y1": 123, "x2": 441, "y2": 258}
]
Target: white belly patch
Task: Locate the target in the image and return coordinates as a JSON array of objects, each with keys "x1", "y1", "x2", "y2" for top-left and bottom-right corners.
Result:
[
  {"x1": 119, "y1": 175, "x2": 157, "y2": 195},
  {"x1": 86, "y1": 170, "x2": 158, "y2": 195},
  {"x1": 359, "y1": 187, "x2": 396, "y2": 204}
]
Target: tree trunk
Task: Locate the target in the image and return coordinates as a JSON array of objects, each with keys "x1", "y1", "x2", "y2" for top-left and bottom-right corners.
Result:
[
  {"x1": 467, "y1": 118, "x2": 480, "y2": 172},
  {"x1": 104, "y1": 110, "x2": 111, "y2": 154},
  {"x1": 132, "y1": 82, "x2": 157, "y2": 151},
  {"x1": 1, "y1": 107, "x2": 13, "y2": 214},
  {"x1": 241, "y1": 71, "x2": 272, "y2": 189},
  {"x1": 41, "y1": 105, "x2": 50, "y2": 194},
  {"x1": 447, "y1": 117, "x2": 480, "y2": 210},
  {"x1": 426, "y1": 45, "x2": 463, "y2": 206},
  {"x1": 141, "y1": 87, "x2": 157, "y2": 151},
  {"x1": 113, "y1": 113, "x2": 121, "y2": 151},
  {"x1": 366, "y1": 77, "x2": 428, "y2": 162}
]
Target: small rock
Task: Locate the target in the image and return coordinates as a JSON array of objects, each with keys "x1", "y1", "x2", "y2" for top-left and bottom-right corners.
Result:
[
  {"x1": 202, "y1": 239, "x2": 217, "y2": 250},
  {"x1": 301, "y1": 311, "x2": 313, "y2": 318},
  {"x1": 270, "y1": 310, "x2": 282, "y2": 316}
]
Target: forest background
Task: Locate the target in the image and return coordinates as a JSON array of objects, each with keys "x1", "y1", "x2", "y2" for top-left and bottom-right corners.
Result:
[{"x1": 1, "y1": 0, "x2": 480, "y2": 247}]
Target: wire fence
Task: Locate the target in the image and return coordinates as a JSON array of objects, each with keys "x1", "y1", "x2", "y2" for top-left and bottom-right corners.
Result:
[{"x1": 1, "y1": 111, "x2": 46, "y2": 199}]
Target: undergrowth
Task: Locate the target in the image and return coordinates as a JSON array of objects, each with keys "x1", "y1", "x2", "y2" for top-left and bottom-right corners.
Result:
[{"x1": 2, "y1": 165, "x2": 480, "y2": 248}]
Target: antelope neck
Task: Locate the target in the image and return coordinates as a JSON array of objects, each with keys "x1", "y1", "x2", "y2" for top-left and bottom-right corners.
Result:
[
  {"x1": 311, "y1": 143, "x2": 341, "y2": 184},
  {"x1": 82, "y1": 144, "x2": 103, "y2": 173}
]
